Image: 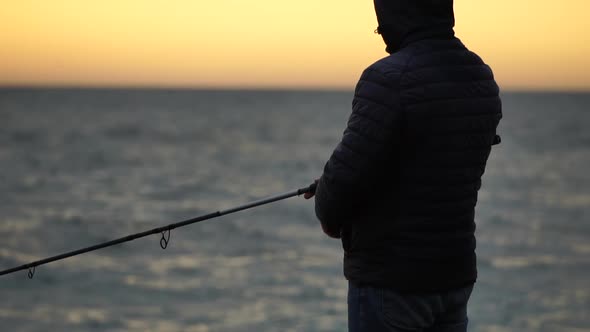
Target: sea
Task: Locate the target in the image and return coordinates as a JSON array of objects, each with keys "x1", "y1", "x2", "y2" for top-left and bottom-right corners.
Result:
[{"x1": 0, "y1": 88, "x2": 589, "y2": 332}]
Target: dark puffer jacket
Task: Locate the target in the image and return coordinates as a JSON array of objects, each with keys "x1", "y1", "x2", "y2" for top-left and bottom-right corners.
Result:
[{"x1": 314, "y1": 0, "x2": 502, "y2": 292}]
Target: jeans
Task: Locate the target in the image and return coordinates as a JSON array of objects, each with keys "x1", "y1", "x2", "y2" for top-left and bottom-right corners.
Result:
[{"x1": 348, "y1": 282, "x2": 474, "y2": 332}]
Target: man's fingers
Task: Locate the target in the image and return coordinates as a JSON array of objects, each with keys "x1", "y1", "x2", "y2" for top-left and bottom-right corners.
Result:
[{"x1": 303, "y1": 179, "x2": 319, "y2": 199}]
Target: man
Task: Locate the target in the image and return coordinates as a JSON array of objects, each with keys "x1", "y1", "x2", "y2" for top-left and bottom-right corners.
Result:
[{"x1": 304, "y1": 0, "x2": 502, "y2": 331}]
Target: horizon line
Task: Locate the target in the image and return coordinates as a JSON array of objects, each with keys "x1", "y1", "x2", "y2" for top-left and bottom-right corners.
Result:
[{"x1": 1, "y1": 84, "x2": 589, "y2": 94}]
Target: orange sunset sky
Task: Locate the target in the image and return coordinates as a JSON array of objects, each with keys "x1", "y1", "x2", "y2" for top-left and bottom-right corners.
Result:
[{"x1": 1, "y1": 0, "x2": 589, "y2": 91}]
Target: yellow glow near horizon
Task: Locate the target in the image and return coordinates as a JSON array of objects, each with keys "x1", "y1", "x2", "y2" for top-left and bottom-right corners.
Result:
[{"x1": 1, "y1": 0, "x2": 589, "y2": 90}]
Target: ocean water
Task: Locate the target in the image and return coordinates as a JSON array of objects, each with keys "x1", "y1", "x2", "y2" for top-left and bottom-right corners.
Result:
[{"x1": 0, "y1": 88, "x2": 588, "y2": 332}]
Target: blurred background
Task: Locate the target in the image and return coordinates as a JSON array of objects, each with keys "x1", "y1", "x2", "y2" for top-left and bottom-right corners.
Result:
[{"x1": 1, "y1": 1, "x2": 589, "y2": 331}]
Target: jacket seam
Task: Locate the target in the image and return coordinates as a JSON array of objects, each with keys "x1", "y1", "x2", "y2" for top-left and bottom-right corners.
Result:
[
  {"x1": 331, "y1": 152, "x2": 361, "y2": 173},
  {"x1": 349, "y1": 108, "x2": 390, "y2": 129},
  {"x1": 345, "y1": 125, "x2": 388, "y2": 144},
  {"x1": 403, "y1": 78, "x2": 497, "y2": 91},
  {"x1": 402, "y1": 76, "x2": 495, "y2": 90},
  {"x1": 354, "y1": 96, "x2": 397, "y2": 113},
  {"x1": 405, "y1": 95, "x2": 499, "y2": 108}
]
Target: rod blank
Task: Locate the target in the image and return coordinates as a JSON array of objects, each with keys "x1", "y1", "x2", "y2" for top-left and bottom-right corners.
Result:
[{"x1": 0, "y1": 183, "x2": 316, "y2": 278}]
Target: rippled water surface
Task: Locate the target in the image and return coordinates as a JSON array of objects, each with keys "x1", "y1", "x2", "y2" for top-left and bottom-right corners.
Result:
[{"x1": 1, "y1": 89, "x2": 589, "y2": 331}]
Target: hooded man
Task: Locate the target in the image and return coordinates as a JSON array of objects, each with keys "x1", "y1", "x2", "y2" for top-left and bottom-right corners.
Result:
[{"x1": 304, "y1": 0, "x2": 502, "y2": 331}]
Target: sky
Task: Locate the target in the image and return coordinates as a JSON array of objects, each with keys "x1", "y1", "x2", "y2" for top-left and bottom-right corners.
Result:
[{"x1": 1, "y1": 0, "x2": 589, "y2": 91}]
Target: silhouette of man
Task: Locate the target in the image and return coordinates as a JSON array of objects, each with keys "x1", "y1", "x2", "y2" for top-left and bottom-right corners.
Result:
[{"x1": 305, "y1": 1, "x2": 502, "y2": 331}]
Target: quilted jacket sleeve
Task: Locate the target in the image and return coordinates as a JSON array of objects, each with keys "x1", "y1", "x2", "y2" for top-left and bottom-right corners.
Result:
[{"x1": 315, "y1": 64, "x2": 404, "y2": 238}]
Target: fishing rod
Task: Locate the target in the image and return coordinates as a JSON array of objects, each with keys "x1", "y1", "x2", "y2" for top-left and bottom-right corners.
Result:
[{"x1": 0, "y1": 183, "x2": 317, "y2": 279}]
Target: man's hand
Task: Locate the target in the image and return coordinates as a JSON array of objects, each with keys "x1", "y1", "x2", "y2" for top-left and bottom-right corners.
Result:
[
  {"x1": 303, "y1": 179, "x2": 319, "y2": 199},
  {"x1": 321, "y1": 223, "x2": 342, "y2": 239},
  {"x1": 303, "y1": 179, "x2": 341, "y2": 238}
]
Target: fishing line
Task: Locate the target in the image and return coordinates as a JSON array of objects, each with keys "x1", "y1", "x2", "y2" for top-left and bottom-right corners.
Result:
[{"x1": 0, "y1": 183, "x2": 317, "y2": 279}]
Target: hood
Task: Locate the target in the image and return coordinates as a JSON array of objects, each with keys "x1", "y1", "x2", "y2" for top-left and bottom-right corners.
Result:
[{"x1": 374, "y1": 0, "x2": 455, "y2": 53}]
